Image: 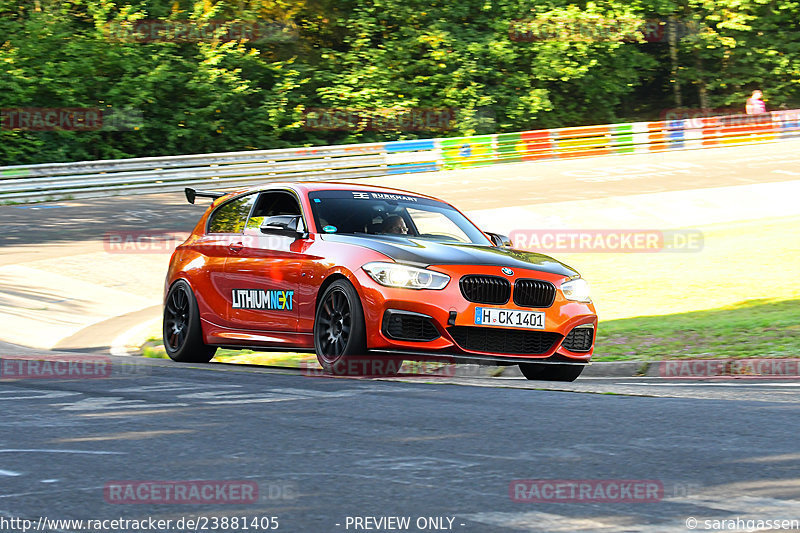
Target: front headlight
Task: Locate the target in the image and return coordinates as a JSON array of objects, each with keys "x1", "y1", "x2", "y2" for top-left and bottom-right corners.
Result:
[
  {"x1": 362, "y1": 262, "x2": 450, "y2": 290},
  {"x1": 561, "y1": 278, "x2": 591, "y2": 303}
]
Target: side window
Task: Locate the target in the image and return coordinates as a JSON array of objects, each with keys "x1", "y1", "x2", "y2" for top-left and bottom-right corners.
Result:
[
  {"x1": 245, "y1": 192, "x2": 303, "y2": 231},
  {"x1": 207, "y1": 194, "x2": 256, "y2": 234}
]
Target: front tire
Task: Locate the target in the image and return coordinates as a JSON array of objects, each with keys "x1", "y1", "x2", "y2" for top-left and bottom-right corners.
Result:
[
  {"x1": 163, "y1": 280, "x2": 216, "y2": 363},
  {"x1": 519, "y1": 362, "x2": 584, "y2": 382},
  {"x1": 315, "y1": 279, "x2": 395, "y2": 376}
]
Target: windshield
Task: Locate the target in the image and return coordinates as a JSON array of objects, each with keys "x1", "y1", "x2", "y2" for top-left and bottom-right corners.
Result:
[{"x1": 308, "y1": 190, "x2": 491, "y2": 245}]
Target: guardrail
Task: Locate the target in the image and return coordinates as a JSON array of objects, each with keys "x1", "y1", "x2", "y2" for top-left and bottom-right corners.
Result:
[{"x1": 2, "y1": 110, "x2": 799, "y2": 203}]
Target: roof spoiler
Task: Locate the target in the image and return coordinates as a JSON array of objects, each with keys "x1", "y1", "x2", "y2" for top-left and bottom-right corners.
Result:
[{"x1": 185, "y1": 187, "x2": 225, "y2": 204}]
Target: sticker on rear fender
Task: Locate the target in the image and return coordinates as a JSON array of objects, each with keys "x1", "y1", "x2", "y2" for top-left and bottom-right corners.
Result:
[{"x1": 474, "y1": 307, "x2": 545, "y2": 329}]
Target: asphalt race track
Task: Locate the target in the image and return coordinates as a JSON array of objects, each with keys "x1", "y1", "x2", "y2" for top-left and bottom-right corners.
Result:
[
  {"x1": 2, "y1": 345, "x2": 800, "y2": 533},
  {"x1": 2, "y1": 140, "x2": 800, "y2": 532}
]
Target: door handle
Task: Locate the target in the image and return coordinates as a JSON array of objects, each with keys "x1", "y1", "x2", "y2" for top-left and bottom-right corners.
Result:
[{"x1": 228, "y1": 242, "x2": 243, "y2": 253}]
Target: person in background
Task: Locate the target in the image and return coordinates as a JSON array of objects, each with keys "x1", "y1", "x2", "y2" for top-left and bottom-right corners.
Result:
[{"x1": 746, "y1": 90, "x2": 766, "y2": 114}]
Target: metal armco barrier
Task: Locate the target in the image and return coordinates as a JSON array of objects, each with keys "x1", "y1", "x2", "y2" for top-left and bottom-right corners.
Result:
[{"x1": 2, "y1": 110, "x2": 799, "y2": 203}]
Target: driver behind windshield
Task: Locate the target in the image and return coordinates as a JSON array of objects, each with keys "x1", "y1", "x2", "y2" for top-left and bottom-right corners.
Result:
[{"x1": 381, "y1": 215, "x2": 408, "y2": 234}]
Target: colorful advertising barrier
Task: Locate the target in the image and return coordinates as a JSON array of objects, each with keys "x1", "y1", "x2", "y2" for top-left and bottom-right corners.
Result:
[{"x1": 2, "y1": 110, "x2": 799, "y2": 203}]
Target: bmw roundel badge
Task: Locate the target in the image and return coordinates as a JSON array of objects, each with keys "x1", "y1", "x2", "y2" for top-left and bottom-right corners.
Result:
[{"x1": 501, "y1": 267, "x2": 514, "y2": 276}]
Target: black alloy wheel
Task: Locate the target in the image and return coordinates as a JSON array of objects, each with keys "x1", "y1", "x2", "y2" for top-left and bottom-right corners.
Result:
[{"x1": 163, "y1": 280, "x2": 216, "y2": 363}]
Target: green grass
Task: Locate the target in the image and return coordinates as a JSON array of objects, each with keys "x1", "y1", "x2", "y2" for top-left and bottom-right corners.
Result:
[
  {"x1": 594, "y1": 298, "x2": 800, "y2": 361},
  {"x1": 141, "y1": 300, "x2": 800, "y2": 367},
  {"x1": 140, "y1": 298, "x2": 800, "y2": 366},
  {"x1": 215, "y1": 351, "x2": 316, "y2": 367},
  {"x1": 140, "y1": 337, "x2": 317, "y2": 366}
]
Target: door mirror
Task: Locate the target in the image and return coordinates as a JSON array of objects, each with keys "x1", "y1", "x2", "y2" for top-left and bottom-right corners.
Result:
[
  {"x1": 486, "y1": 232, "x2": 513, "y2": 248},
  {"x1": 260, "y1": 215, "x2": 306, "y2": 238}
]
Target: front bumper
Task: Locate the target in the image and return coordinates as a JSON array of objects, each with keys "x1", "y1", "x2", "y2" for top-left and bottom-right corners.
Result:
[{"x1": 355, "y1": 264, "x2": 597, "y2": 363}]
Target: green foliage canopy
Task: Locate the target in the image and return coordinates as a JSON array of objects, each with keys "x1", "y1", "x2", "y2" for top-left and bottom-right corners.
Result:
[{"x1": 0, "y1": 0, "x2": 797, "y2": 164}]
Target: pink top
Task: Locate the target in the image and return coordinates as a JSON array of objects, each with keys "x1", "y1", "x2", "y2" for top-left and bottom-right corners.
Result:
[{"x1": 746, "y1": 97, "x2": 766, "y2": 114}]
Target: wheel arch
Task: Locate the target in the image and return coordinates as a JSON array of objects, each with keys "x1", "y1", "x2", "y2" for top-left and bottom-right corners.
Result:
[
  {"x1": 314, "y1": 271, "x2": 352, "y2": 313},
  {"x1": 313, "y1": 259, "x2": 373, "y2": 310}
]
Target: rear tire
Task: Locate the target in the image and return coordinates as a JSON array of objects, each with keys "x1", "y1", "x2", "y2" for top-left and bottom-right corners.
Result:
[
  {"x1": 519, "y1": 362, "x2": 584, "y2": 382},
  {"x1": 163, "y1": 280, "x2": 216, "y2": 363},
  {"x1": 315, "y1": 280, "x2": 395, "y2": 376}
]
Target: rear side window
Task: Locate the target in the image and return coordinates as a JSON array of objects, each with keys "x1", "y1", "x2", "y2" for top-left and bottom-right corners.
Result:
[
  {"x1": 207, "y1": 194, "x2": 256, "y2": 234},
  {"x1": 245, "y1": 191, "x2": 303, "y2": 231}
]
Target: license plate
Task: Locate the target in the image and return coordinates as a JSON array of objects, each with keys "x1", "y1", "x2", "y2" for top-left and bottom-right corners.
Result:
[{"x1": 474, "y1": 307, "x2": 545, "y2": 329}]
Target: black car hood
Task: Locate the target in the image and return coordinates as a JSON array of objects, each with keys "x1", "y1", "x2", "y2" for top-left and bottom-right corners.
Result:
[{"x1": 320, "y1": 234, "x2": 578, "y2": 277}]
